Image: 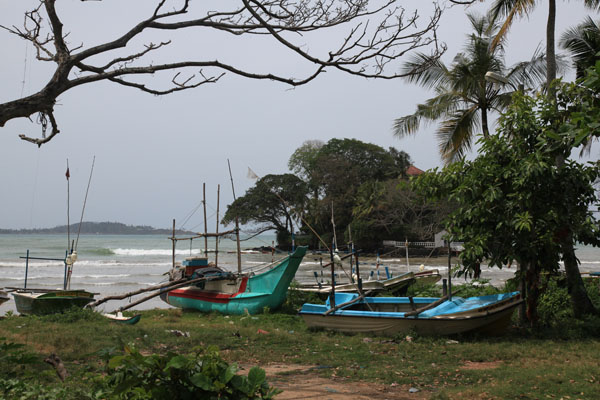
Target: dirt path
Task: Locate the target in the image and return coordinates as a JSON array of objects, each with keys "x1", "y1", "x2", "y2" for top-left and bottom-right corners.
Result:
[{"x1": 251, "y1": 363, "x2": 430, "y2": 400}]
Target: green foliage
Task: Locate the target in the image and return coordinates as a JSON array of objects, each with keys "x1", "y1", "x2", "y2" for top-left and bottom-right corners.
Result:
[
  {"x1": 0, "y1": 338, "x2": 39, "y2": 378},
  {"x1": 32, "y1": 306, "x2": 106, "y2": 323},
  {"x1": 413, "y1": 89, "x2": 600, "y2": 321},
  {"x1": 222, "y1": 173, "x2": 309, "y2": 249},
  {"x1": 97, "y1": 345, "x2": 280, "y2": 400},
  {"x1": 0, "y1": 378, "x2": 86, "y2": 400},
  {"x1": 281, "y1": 283, "x2": 322, "y2": 313}
]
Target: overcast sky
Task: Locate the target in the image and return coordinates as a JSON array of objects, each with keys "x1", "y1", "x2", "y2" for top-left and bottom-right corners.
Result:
[{"x1": 0, "y1": 1, "x2": 596, "y2": 231}]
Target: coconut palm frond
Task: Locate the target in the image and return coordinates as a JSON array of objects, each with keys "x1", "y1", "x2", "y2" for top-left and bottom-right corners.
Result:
[
  {"x1": 393, "y1": 93, "x2": 463, "y2": 138},
  {"x1": 507, "y1": 46, "x2": 547, "y2": 90},
  {"x1": 400, "y1": 52, "x2": 451, "y2": 90},
  {"x1": 437, "y1": 107, "x2": 480, "y2": 164},
  {"x1": 393, "y1": 113, "x2": 423, "y2": 138},
  {"x1": 560, "y1": 16, "x2": 600, "y2": 77},
  {"x1": 583, "y1": 0, "x2": 600, "y2": 11},
  {"x1": 489, "y1": 0, "x2": 535, "y2": 50}
]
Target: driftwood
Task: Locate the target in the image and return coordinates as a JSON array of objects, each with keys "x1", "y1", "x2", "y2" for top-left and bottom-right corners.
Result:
[{"x1": 44, "y1": 353, "x2": 69, "y2": 381}]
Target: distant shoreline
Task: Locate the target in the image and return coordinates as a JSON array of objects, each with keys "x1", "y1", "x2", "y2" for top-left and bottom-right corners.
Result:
[{"x1": 0, "y1": 221, "x2": 194, "y2": 236}]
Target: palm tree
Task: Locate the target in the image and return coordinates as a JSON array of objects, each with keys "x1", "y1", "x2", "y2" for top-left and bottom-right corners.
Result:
[
  {"x1": 393, "y1": 13, "x2": 546, "y2": 164},
  {"x1": 489, "y1": 0, "x2": 600, "y2": 318},
  {"x1": 489, "y1": 0, "x2": 600, "y2": 86},
  {"x1": 560, "y1": 16, "x2": 600, "y2": 78}
]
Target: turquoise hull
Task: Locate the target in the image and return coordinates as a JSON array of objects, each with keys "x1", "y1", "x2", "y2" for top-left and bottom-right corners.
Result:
[{"x1": 164, "y1": 247, "x2": 307, "y2": 315}]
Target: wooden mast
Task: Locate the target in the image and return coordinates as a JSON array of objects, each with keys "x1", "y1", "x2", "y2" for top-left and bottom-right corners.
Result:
[
  {"x1": 172, "y1": 219, "x2": 176, "y2": 269},
  {"x1": 203, "y1": 183, "x2": 208, "y2": 257},
  {"x1": 227, "y1": 160, "x2": 242, "y2": 274},
  {"x1": 215, "y1": 184, "x2": 220, "y2": 267}
]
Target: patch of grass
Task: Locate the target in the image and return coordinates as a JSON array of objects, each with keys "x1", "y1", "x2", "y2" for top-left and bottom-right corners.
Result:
[{"x1": 1, "y1": 282, "x2": 599, "y2": 399}]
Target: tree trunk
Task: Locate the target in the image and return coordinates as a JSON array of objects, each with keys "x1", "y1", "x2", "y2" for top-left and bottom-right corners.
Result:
[
  {"x1": 562, "y1": 233, "x2": 599, "y2": 317},
  {"x1": 546, "y1": 0, "x2": 557, "y2": 87},
  {"x1": 481, "y1": 108, "x2": 489, "y2": 137}
]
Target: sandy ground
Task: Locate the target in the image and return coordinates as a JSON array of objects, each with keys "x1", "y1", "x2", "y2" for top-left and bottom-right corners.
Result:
[{"x1": 242, "y1": 363, "x2": 431, "y2": 400}]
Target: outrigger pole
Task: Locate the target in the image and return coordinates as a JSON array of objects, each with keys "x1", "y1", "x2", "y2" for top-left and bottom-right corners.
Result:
[{"x1": 227, "y1": 159, "x2": 242, "y2": 274}]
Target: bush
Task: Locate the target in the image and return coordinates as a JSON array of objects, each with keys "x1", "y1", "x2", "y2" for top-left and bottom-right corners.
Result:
[{"x1": 96, "y1": 345, "x2": 280, "y2": 400}]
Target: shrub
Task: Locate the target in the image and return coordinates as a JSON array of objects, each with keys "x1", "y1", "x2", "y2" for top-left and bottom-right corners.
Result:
[{"x1": 96, "y1": 344, "x2": 280, "y2": 399}]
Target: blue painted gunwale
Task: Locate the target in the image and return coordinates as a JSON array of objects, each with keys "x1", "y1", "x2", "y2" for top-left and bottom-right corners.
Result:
[{"x1": 300, "y1": 291, "x2": 521, "y2": 319}]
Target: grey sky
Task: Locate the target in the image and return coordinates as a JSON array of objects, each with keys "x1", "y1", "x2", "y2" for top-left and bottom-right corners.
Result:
[{"x1": 0, "y1": 1, "x2": 595, "y2": 231}]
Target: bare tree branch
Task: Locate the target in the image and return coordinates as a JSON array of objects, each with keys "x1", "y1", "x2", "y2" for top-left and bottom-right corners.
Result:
[{"x1": 0, "y1": 0, "x2": 445, "y2": 145}]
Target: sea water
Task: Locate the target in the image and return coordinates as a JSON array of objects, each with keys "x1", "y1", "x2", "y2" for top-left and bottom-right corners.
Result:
[{"x1": 1, "y1": 234, "x2": 599, "y2": 315}]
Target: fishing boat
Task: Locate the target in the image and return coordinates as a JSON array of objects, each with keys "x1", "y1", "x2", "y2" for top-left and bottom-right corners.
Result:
[
  {"x1": 382, "y1": 269, "x2": 442, "y2": 295},
  {"x1": 11, "y1": 159, "x2": 97, "y2": 315},
  {"x1": 11, "y1": 250, "x2": 95, "y2": 315},
  {"x1": 161, "y1": 246, "x2": 307, "y2": 315},
  {"x1": 295, "y1": 279, "x2": 387, "y2": 299},
  {"x1": 299, "y1": 291, "x2": 522, "y2": 336},
  {"x1": 102, "y1": 312, "x2": 141, "y2": 325},
  {"x1": 12, "y1": 289, "x2": 95, "y2": 315},
  {"x1": 0, "y1": 290, "x2": 9, "y2": 306}
]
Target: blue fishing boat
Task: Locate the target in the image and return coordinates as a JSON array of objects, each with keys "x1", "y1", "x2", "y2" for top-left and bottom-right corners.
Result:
[{"x1": 299, "y1": 291, "x2": 522, "y2": 336}]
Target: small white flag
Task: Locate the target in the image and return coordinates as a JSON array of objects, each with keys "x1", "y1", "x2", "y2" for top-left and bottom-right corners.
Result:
[{"x1": 247, "y1": 167, "x2": 259, "y2": 180}]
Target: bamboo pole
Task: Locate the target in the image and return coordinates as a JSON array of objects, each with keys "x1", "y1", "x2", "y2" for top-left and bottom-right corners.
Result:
[
  {"x1": 329, "y1": 248, "x2": 336, "y2": 309},
  {"x1": 227, "y1": 160, "x2": 242, "y2": 274},
  {"x1": 203, "y1": 183, "x2": 208, "y2": 257},
  {"x1": 116, "y1": 275, "x2": 228, "y2": 312},
  {"x1": 87, "y1": 278, "x2": 190, "y2": 308},
  {"x1": 215, "y1": 184, "x2": 220, "y2": 267},
  {"x1": 172, "y1": 219, "x2": 176, "y2": 269}
]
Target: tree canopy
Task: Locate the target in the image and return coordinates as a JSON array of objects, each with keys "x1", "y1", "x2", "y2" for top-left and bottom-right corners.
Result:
[
  {"x1": 414, "y1": 90, "x2": 600, "y2": 321},
  {"x1": 222, "y1": 173, "x2": 309, "y2": 248},
  {"x1": 0, "y1": 0, "x2": 444, "y2": 146}
]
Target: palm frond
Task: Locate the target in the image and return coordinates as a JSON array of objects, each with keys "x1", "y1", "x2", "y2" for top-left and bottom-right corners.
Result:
[
  {"x1": 507, "y1": 45, "x2": 547, "y2": 90},
  {"x1": 393, "y1": 93, "x2": 463, "y2": 138},
  {"x1": 489, "y1": 0, "x2": 535, "y2": 50},
  {"x1": 400, "y1": 52, "x2": 450, "y2": 90},
  {"x1": 436, "y1": 106, "x2": 480, "y2": 164}
]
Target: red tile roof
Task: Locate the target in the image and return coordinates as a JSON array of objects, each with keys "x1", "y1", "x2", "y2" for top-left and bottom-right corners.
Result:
[{"x1": 406, "y1": 165, "x2": 425, "y2": 176}]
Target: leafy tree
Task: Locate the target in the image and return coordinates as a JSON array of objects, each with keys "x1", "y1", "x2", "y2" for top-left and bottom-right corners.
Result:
[
  {"x1": 351, "y1": 179, "x2": 452, "y2": 249},
  {"x1": 307, "y1": 138, "x2": 412, "y2": 245},
  {"x1": 0, "y1": 0, "x2": 445, "y2": 146},
  {"x1": 222, "y1": 174, "x2": 308, "y2": 248},
  {"x1": 560, "y1": 16, "x2": 600, "y2": 78},
  {"x1": 414, "y1": 91, "x2": 600, "y2": 322},
  {"x1": 393, "y1": 13, "x2": 547, "y2": 163}
]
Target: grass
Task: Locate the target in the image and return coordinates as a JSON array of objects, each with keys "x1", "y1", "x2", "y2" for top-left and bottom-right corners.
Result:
[{"x1": 1, "y1": 281, "x2": 600, "y2": 399}]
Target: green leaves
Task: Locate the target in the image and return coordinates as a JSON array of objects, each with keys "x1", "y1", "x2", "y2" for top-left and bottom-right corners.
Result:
[{"x1": 99, "y1": 345, "x2": 277, "y2": 399}]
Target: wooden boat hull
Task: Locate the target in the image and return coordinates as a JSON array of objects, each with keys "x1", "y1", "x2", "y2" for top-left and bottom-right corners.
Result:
[
  {"x1": 12, "y1": 290, "x2": 95, "y2": 315},
  {"x1": 0, "y1": 291, "x2": 9, "y2": 306},
  {"x1": 295, "y1": 280, "x2": 385, "y2": 299},
  {"x1": 299, "y1": 292, "x2": 521, "y2": 336},
  {"x1": 162, "y1": 247, "x2": 307, "y2": 315},
  {"x1": 102, "y1": 313, "x2": 141, "y2": 325}
]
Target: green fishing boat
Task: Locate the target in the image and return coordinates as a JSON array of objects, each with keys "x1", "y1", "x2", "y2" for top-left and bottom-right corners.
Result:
[
  {"x1": 12, "y1": 290, "x2": 95, "y2": 315},
  {"x1": 161, "y1": 246, "x2": 307, "y2": 315}
]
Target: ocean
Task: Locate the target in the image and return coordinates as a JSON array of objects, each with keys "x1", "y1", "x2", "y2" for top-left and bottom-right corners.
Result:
[{"x1": 1, "y1": 234, "x2": 599, "y2": 315}]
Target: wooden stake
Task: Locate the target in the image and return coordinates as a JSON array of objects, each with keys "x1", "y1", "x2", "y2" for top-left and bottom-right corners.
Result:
[
  {"x1": 227, "y1": 160, "x2": 242, "y2": 274},
  {"x1": 172, "y1": 219, "x2": 176, "y2": 269},
  {"x1": 203, "y1": 183, "x2": 208, "y2": 257},
  {"x1": 215, "y1": 184, "x2": 220, "y2": 267}
]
